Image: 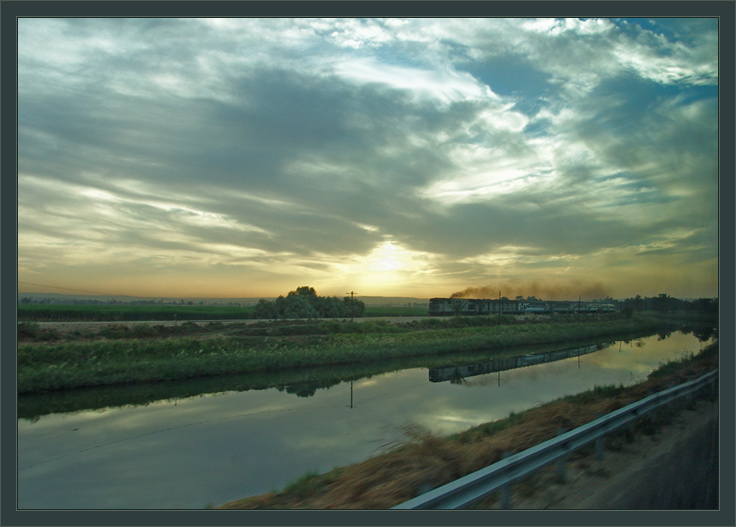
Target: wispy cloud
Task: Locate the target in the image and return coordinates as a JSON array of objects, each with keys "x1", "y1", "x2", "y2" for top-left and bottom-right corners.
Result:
[{"x1": 17, "y1": 18, "x2": 718, "y2": 299}]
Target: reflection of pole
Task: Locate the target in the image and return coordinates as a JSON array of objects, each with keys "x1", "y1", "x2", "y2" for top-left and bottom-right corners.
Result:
[
  {"x1": 498, "y1": 370, "x2": 501, "y2": 387},
  {"x1": 348, "y1": 381, "x2": 353, "y2": 409},
  {"x1": 578, "y1": 349, "x2": 581, "y2": 368},
  {"x1": 619, "y1": 341, "x2": 622, "y2": 353}
]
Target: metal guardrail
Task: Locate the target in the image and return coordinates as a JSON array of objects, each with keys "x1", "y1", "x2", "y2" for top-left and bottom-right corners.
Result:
[{"x1": 392, "y1": 369, "x2": 718, "y2": 510}]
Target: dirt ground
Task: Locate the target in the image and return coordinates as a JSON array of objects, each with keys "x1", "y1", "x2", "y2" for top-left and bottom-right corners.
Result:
[{"x1": 481, "y1": 398, "x2": 720, "y2": 510}]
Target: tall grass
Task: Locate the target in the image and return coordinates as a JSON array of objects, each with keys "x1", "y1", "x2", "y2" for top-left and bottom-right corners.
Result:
[{"x1": 17, "y1": 317, "x2": 666, "y2": 394}]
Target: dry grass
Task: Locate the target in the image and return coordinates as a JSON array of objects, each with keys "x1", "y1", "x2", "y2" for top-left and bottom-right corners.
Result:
[{"x1": 217, "y1": 343, "x2": 717, "y2": 510}]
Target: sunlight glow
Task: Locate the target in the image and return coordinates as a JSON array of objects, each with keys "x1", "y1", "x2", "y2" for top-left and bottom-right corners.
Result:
[{"x1": 323, "y1": 239, "x2": 438, "y2": 293}]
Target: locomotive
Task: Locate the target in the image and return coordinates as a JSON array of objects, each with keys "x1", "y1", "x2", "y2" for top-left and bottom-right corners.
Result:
[{"x1": 429, "y1": 297, "x2": 616, "y2": 316}]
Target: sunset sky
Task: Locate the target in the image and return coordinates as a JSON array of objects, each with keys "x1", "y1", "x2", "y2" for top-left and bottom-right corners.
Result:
[{"x1": 17, "y1": 17, "x2": 719, "y2": 301}]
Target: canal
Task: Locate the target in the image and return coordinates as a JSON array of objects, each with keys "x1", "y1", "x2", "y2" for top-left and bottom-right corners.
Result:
[{"x1": 17, "y1": 330, "x2": 712, "y2": 509}]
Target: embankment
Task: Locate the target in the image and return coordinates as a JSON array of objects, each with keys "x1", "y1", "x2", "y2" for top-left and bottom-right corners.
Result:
[
  {"x1": 18, "y1": 316, "x2": 670, "y2": 394},
  {"x1": 218, "y1": 341, "x2": 718, "y2": 509}
]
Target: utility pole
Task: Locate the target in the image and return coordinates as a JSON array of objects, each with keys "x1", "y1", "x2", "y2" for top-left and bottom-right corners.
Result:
[
  {"x1": 498, "y1": 290, "x2": 501, "y2": 324},
  {"x1": 346, "y1": 291, "x2": 356, "y2": 322}
]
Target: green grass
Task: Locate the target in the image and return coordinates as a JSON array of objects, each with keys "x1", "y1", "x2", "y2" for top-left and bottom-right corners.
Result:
[
  {"x1": 17, "y1": 303, "x2": 428, "y2": 322},
  {"x1": 17, "y1": 317, "x2": 668, "y2": 394},
  {"x1": 281, "y1": 471, "x2": 323, "y2": 497},
  {"x1": 17, "y1": 304, "x2": 254, "y2": 322},
  {"x1": 362, "y1": 305, "x2": 428, "y2": 317}
]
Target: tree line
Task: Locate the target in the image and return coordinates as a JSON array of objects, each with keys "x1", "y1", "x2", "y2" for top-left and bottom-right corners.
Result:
[{"x1": 617, "y1": 294, "x2": 717, "y2": 317}]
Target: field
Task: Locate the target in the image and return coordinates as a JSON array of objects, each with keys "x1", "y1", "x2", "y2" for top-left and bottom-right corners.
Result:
[
  {"x1": 16, "y1": 313, "x2": 694, "y2": 394},
  {"x1": 363, "y1": 305, "x2": 429, "y2": 317},
  {"x1": 17, "y1": 304, "x2": 254, "y2": 321},
  {"x1": 16, "y1": 303, "x2": 424, "y2": 322}
]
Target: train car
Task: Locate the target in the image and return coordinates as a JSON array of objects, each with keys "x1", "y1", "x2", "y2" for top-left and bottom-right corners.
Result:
[
  {"x1": 429, "y1": 298, "x2": 617, "y2": 316},
  {"x1": 519, "y1": 301, "x2": 549, "y2": 313},
  {"x1": 429, "y1": 298, "x2": 498, "y2": 316}
]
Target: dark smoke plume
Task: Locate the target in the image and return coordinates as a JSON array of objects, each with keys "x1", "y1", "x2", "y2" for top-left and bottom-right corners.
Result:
[{"x1": 449, "y1": 281, "x2": 610, "y2": 301}]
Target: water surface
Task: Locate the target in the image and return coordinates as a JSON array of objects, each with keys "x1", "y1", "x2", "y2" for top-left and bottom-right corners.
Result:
[{"x1": 17, "y1": 331, "x2": 711, "y2": 509}]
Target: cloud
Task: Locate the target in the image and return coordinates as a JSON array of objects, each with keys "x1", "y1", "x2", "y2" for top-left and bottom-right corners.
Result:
[
  {"x1": 17, "y1": 18, "x2": 719, "y2": 299},
  {"x1": 335, "y1": 58, "x2": 499, "y2": 105}
]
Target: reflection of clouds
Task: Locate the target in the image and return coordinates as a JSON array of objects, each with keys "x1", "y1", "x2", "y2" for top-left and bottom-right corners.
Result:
[{"x1": 18, "y1": 333, "x2": 710, "y2": 508}]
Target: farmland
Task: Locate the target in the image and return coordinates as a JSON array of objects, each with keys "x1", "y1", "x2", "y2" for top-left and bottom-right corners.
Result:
[
  {"x1": 16, "y1": 312, "x2": 707, "y2": 394},
  {"x1": 17, "y1": 304, "x2": 255, "y2": 322},
  {"x1": 16, "y1": 303, "x2": 427, "y2": 322}
]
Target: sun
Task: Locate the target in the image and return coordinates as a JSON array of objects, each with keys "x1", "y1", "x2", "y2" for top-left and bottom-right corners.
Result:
[{"x1": 339, "y1": 240, "x2": 435, "y2": 293}]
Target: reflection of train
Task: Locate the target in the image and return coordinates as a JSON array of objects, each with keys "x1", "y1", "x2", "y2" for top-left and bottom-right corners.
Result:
[
  {"x1": 429, "y1": 342, "x2": 611, "y2": 382},
  {"x1": 429, "y1": 298, "x2": 616, "y2": 316}
]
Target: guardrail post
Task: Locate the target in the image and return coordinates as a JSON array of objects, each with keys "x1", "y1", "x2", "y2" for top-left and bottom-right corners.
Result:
[
  {"x1": 592, "y1": 415, "x2": 605, "y2": 460},
  {"x1": 500, "y1": 451, "x2": 512, "y2": 508},
  {"x1": 595, "y1": 436, "x2": 605, "y2": 460},
  {"x1": 556, "y1": 428, "x2": 567, "y2": 483},
  {"x1": 686, "y1": 390, "x2": 695, "y2": 409},
  {"x1": 627, "y1": 419, "x2": 636, "y2": 440}
]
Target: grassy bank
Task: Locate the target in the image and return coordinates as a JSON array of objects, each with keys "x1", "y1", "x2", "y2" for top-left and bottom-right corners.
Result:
[
  {"x1": 218, "y1": 341, "x2": 718, "y2": 509},
  {"x1": 17, "y1": 316, "x2": 675, "y2": 394},
  {"x1": 17, "y1": 335, "x2": 636, "y2": 420}
]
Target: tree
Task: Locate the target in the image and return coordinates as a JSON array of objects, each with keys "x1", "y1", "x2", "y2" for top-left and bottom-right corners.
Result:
[
  {"x1": 276, "y1": 294, "x2": 319, "y2": 319},
  {"x1": 290, "y1": 286, "x2": 318, "y2": 299},
  {"x1": 252, "y1": 286, "x2": 365, "y2": 319},
  {"x1": 252, "y1": 298, "x2": 279, "y2": 319},
  {"x1": 342, "y1": 296, "x2": 365, "y2": 318}
]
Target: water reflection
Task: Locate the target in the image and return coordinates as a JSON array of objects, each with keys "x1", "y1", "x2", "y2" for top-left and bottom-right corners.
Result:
[
  {"x1": 17, "y1": 331, "x2": 714, "y2": 509},
  {"x1": 18, "y1": 327, "x2": 715, "y2": 421},
  {"x1": 429, "y1": 342, "x2": 612, "y2": 383}
]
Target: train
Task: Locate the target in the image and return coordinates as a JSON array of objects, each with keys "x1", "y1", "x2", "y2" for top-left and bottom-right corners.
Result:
[{"x1": 429, "y1": 297, "x2": 617, "y2": 316}]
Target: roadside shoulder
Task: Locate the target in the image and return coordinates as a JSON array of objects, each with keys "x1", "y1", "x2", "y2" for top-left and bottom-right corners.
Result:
[{"x1": 501, "y1": 399, "x2": 719, "y2": 510}]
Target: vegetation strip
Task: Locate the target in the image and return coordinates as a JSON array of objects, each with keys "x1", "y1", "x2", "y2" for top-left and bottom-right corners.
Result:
[
  {"x1": 17, "y1": 316, "x2": 672, "y2": 394},
  {"x1": 217, "y1": 341, "x2": 718, "y2": 510}
]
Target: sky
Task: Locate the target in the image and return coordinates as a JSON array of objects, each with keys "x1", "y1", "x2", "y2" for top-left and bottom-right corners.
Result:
[{"x1": 17, "y1": 17, "x2": 719, "y2": 301}]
